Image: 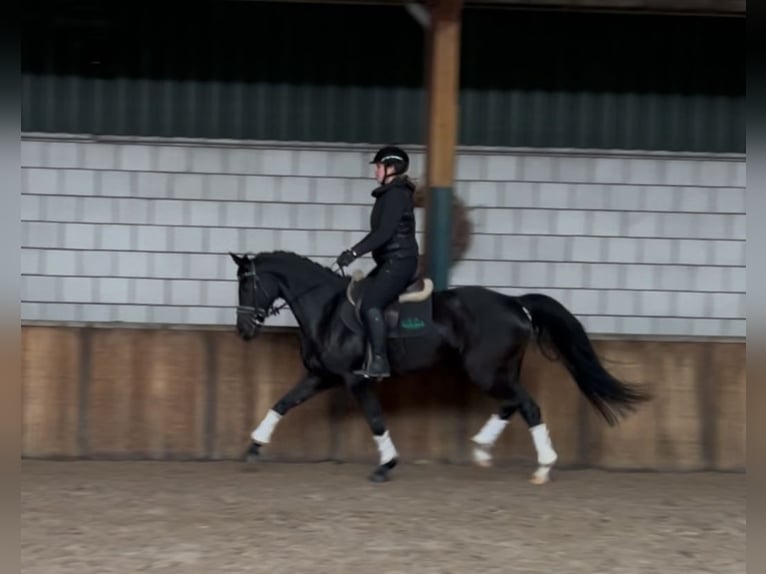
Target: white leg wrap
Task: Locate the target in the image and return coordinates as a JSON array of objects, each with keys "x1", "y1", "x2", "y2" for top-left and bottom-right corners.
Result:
[
  {"x1": 471, "y1": 414, "x2": 508, "y2": 467},
  {"x1": 530, "y1": 423, "x2": 558, "y2": 466},
  {"x1": 472, "y1": 414, "x2": 509, "y2": 446},
  {"x1": 373, "y1": 430, "x2": 398, "y2": 465},
  {"x1": 250, "y1": 409, "x2": 282, "y2": 444}
]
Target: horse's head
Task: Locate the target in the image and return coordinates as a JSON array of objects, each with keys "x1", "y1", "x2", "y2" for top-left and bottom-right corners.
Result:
[{"x1": 229, "y1": 252, "x2": 281, "y2": 340}]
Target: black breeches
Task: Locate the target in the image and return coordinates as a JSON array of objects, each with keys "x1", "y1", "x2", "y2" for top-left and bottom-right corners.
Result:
[{"x1": 360, "y1": 257, "x2": 419, "y2": 314}]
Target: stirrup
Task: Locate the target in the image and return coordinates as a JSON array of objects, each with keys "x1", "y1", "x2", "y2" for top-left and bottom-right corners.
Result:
[{"x1": 354, "y1": 354, "x2": 391, "y2": 379}]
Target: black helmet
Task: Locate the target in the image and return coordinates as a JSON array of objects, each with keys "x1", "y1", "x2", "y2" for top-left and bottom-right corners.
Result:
[{"x1": 370, "y1": 145, "x2": 409, "y2": 175}]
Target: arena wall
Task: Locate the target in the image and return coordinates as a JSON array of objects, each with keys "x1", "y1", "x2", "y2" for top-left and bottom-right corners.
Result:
[{"x1": 21, "y1": 324, "x2": 745, "y2": 471}]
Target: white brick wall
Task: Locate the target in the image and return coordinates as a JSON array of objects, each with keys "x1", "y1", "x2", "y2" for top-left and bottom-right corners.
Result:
[{"x1": 20, "y1": 134, "x2": 746, "y2": 337}]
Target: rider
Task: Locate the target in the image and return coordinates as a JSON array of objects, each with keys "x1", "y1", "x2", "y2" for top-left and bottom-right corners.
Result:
[{"x1": 335, "y1": 145, "x2": 420, "y2": 379}]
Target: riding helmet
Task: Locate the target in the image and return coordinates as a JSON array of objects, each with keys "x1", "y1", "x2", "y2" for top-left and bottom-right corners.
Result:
[{"x1": 370, "y1": 145, "x2": 410, "y2": 174}]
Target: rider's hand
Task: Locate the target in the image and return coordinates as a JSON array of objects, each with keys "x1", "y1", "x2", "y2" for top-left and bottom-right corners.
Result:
[{"x1": 336, "y1": 249, "x2": 356, "y2": 267}]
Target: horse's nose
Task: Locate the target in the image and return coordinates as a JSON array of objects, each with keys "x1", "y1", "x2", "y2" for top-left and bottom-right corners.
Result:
[{"x1": 237, "y1": 322, "x2": 256, "y2": 340}]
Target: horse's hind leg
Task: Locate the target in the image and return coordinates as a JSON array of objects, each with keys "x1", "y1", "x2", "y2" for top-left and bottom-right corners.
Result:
[
  {"x1": 513, "y1": 384, "x2": 558, "y2": 484},
  {"x1": 471, "y1": 408, "x2": 514, "y2": 468},
  {"x1": 469, "y1": 360, "x2": 558, "y2": 484},
  {"x1": 466, "y1": 360, "x2": 519, "y2": 467},
  {"x1": 469, "y1": 362, "x2": 520, "y2": 469}
]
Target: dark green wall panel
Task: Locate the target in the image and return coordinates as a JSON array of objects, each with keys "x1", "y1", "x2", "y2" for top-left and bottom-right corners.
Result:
[
  {"x1": 458, "y1": 90, "x2": 744, "y2": 152},
  {"x1": 21, "y1": 74, "x2": 428, "y2": 143},
  {"x1": 21, "y1": 0, "x2": 744, "y2": 152}
]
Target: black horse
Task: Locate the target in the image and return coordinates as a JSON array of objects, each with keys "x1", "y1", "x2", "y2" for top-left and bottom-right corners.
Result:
[{"x1": 230, "y1": 250, "x2": 650, "y2": 483}]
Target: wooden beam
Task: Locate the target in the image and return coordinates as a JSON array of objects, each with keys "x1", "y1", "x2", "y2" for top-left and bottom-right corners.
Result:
[
  {"x1": 425, "y1": 0, "x2": 462, "y2": 188},
  {"x1": 424, "y1": 0, "x2": 463, "y2": 290}
]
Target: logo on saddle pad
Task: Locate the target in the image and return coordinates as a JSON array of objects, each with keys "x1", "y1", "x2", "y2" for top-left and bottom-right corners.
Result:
[
  {"x1": 341, "y1": 269, "x2": 434, "y2": 338},
  {"x1": 400, "y1": 317, "x2": 426, "y2": 330}
]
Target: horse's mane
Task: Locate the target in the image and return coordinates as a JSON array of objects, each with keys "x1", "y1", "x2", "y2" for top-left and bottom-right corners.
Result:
[{"x1": 253, "y1": 250, "x2": 347, "y2": 285}]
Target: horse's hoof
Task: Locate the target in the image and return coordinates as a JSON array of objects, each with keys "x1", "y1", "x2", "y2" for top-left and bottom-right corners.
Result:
[
  {"x1": 369, "y1": 470, "x2": 389, "y2": 483},
  {"x1": 369, "y1": 459, "x2": 397, "y2": 483},
  {"x1": 472, "y1": 445, "x2": 493, "y2": 468},
  {"x1": 244, "y1": 441, "x2": 262, "y2": 464},
  {"x1": 529, "y1": 466, "x2": 552, "y2": 485}
]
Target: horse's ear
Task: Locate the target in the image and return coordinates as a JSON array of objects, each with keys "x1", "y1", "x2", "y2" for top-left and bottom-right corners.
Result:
[{"x1": 229, "y1": 252, "x2": 244, "y2": 266}]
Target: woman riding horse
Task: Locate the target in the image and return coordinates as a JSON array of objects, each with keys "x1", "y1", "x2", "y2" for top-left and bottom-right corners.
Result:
[{"x1": 335, "y1": 145, "x2": 420, "y2": 379}]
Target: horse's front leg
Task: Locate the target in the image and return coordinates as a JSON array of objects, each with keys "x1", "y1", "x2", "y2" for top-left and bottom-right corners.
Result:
[
  {"x1": 347, "y1": 378, "x2": 398, "y2": 483},
  {"x1": 246, "y1": 372, "x2": 337, "y2": 463}
]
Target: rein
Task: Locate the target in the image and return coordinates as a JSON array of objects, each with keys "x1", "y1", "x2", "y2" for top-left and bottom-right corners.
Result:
[{"x1": 236, "y1": 257, "x2": 347, "y2": 327}]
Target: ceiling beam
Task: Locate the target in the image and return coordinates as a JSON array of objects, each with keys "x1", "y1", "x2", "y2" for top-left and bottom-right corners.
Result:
[{"x1": 226, "y1": 0, "x2": 745, "y2": 16}]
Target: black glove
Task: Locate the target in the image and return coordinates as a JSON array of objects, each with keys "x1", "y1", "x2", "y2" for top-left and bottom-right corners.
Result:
[{"x1": 336, "y1": 249, "x2": 357, "y2": 267}]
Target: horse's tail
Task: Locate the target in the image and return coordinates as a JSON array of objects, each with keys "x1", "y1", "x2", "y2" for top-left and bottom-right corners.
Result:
[{"x1": 517, "y1": 293, "x2": 651, "y2": 426}]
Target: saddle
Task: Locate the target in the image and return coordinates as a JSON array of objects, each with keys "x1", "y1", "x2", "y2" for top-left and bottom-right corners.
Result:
[{"x1": 342, "y1": 269, "x2": 434, "y2": 338}]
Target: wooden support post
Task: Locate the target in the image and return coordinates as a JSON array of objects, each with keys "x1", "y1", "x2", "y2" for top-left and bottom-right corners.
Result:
[{"x1": 424, "y1": 0, "x2": 462, "y2": 291}]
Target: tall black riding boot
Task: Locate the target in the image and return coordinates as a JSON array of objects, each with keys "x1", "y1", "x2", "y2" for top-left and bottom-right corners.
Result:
[{"x1": 354, "y1": 308, "x2": 391, "y2": 379}]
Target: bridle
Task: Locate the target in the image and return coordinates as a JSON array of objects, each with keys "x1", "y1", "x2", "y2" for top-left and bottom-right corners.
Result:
[
  {"x1": 235, "y1": 256, "x2": 285, "y2": 330},
  {"x1": 235, "y1": 254, "x2": 346, "y2": 330}
]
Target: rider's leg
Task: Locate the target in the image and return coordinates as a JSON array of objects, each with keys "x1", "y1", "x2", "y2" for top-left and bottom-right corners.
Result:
[
  {"x1": 356, "y1": 304, "x2": 390, "y2": 378},
  {"x1": 355, "y1": 257, "x2": 418, "y2": 378}
]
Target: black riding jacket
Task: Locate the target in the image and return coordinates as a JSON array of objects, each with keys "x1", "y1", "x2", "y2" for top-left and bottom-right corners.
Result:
[{"x1": 351, "y1": 177, "x2": 419, "y2": 264}]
